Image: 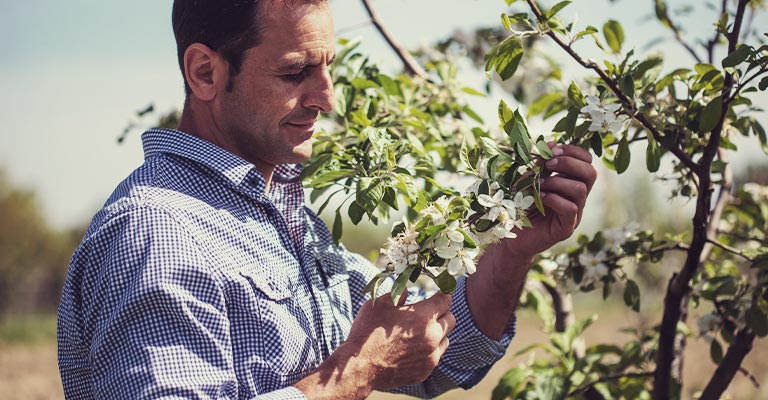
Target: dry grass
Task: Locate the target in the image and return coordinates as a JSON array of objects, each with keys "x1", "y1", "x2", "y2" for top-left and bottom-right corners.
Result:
[{"x1": 1, "y1": 311, "x2": 766, "y2": 400}]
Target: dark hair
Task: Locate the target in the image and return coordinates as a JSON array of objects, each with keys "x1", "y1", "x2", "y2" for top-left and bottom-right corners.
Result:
[{"x1": 172, "y1": 0, "x2": 264, "y2": 95}]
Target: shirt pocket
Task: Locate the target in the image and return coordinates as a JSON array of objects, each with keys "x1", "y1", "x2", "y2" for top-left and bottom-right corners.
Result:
[
  {"x1": 233, "y1": 265, "x2": 318, "y2": 378},
  {"x1": 316, "y1": 250, "x2": 353, "y2": 332}
]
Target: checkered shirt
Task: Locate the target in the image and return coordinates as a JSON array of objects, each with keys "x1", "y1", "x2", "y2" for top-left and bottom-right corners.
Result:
[{"x1": 57, "y1": 128, "x2": 516, "y2": 399}]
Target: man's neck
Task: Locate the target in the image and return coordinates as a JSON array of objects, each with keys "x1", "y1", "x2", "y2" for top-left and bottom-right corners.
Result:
[{"x1": 178, "y1": 106, "x2": 275, "y2": 193}]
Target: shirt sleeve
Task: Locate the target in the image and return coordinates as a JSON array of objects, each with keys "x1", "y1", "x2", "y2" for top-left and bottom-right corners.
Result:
[
  {"x1": 57, "y1": 206, "x2": 307, "y2": 400},
  {"x1": 341, "y1": 249, "x2": 517, "y2": 398}
]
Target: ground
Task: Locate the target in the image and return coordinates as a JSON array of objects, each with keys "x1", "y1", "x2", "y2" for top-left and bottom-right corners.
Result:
[{"x1": 1, "y1": 310, "x2": 766, "y2": 399}]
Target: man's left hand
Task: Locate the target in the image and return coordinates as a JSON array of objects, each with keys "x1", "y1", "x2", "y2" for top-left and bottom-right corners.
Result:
[{"x1": 502, "y1": 143, "x2": 598, "y2": 260}]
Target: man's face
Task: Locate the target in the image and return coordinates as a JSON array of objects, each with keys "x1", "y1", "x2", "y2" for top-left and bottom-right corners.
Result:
[{"x1": 215, "y1": 2, "x2": 335, "y2": 170}]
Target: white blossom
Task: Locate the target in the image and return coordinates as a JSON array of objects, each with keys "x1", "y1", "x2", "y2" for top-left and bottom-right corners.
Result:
[
  {"x1": 420, "y1": 196, "x2": 451, "y2": 225},
  {"x1": 580, "y1": 95, "x2": 628, "y2": 135},
  {"x1": 446, "y1": 246, "x2": 479, "y2": 276},
  {"x1": 539, "y1": 259, "x2": 559, "y2": 274},
  {"x1": 466, "y1": 158, "x2": 491, "y2": 195},
  {"x1": 382, "y1": 224, "x2": 420, "y2": 274},
  {"x1": 434, "y1": 222, "x2": 466, "y2": 260},
  {"x1": 697, "y1": 312, "x2": 722, "y2": 336},
  {"x1": 743, "y1": 183, "x2": 768, "y2": 200},
  {"x1": 478, "y1": 190, "x2": 516, "y2": 222},
  {"x1": 603, "y1": 222, "x2": 638, "y2": 254},
  {"x1": 579, "y1": 250, "x2": 609, "y2": 289}
]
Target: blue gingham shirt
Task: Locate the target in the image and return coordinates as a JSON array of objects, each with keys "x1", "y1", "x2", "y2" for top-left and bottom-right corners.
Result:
[{"x1": 58, "y1": 129, "x2": 516, "y2": 399}]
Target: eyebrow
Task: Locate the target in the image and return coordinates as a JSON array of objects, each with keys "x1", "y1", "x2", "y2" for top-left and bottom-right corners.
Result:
[{"x1": 277, "y1": 54, "x2": 336, "y2": 73}]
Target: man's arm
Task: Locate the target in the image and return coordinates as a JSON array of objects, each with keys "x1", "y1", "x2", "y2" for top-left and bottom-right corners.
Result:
[
  {"x1": 294, "y1": 292, "x2": 455, "y2": 399},
  {"x1": 467, "y1": 143, "x2": 598, "y2": 339}
]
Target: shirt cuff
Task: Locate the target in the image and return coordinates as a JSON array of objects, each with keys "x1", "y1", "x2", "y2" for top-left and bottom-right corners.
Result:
[{"x1": 440, "y1": 276, "x2": 517, "y2": 389}]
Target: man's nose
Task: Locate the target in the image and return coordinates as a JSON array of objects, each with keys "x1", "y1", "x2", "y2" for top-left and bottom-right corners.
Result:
[{"x1": 303, "y1": 68, "x2": 334, "y2": 113}]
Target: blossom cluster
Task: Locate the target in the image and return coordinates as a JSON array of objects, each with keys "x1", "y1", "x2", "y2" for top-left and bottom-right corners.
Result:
[
  {"x1": 381, "y1": 156, "x2": 536, "y2": 281},
  {"x1": 580, "y1": 95, "x2": 629, "y2": 135},
  {"x1": 539, "y1": 223, "x2": 640, "y2": 291}
]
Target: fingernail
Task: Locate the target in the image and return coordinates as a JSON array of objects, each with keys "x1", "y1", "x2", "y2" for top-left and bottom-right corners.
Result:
[
  {"x1": 540, "y1": 192, "x2": 547, "y2": 197},
  {"x1": 552, "y1": 147, "x2": 564, "y2": 156},
  {"x1": 546, "y1": 158, "x2": 558, "y2": 168}
]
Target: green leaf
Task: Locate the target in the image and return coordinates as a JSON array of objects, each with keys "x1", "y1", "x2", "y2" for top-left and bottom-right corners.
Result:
[
  {"x1": 745, "y1": 306, "x2": 768, "y2": 337},
  {"x1": 759, "y1": 76, "x2": 768, "y2": 91},
  {"x1": 536, "y1": 136, "x2": 554, "y2": 159},
  {"x1": 348, "y1": 201, "x2": 365, "y2": 225},
  {"x1": 383, "y1": 187, "x2": 399, "y2": 211},
  {"x1": 722, "y1": 45, "x2": 752, "y2": 68},
  {"x1": 434, "y1": 270, "x2": 457, "y2": 294},
  {"x1": 332, "y1": 209, "x2": 343, "y2": 244},
  {"x1": 492, "y1": 368, "x2": 532, "y2": 400},
  {"x1": 699, "y1": 95, "x2": 723, "y2": 133},
  {"x1": 391, "y1": 266, "x2": 415, "y2": 305},
  {"x1": 615, "y1": 137, "x2": 631, "y2": 174},
  {"x1": 351, "y1": 77, "x2": 379, "y2": 90},
  {"x1": 545, "y1": 1, "x2": 572, "y2": 20},
  {"x1": 623, "y1": 279, "x2": 641, "y2": 312},
  {"x1": 485, "y1": 36, "x2": 524, "y2": 81},
  {"x1": 567, "y1": 82, "x2": 583, "y2": 107},
  {"x1": 529, "y1": 92, "x2": 562, "y2": 116},
  {"x1": 620, "y1": 74, "x2": 635, "y2": 96},
  {"x1": 376, "y1": 74, "x2": 400, "y2": 97},
  {"x1": 461, "y1": 86, "x2": 485, "y2": 96},
  {"x1": 710, "y1": 338, "x2": 724, "y2": 363},
  {"x1": 646, "y1": 139, "x2": 661, "y2": 172},
  {"x1": 574, "y1": 25, "x2": 598, "y2": 41},
  {"x1": 603, "y1": 20, "x2": 624, "y2": 53},
  {"x1": 363, "y1": 273, "x2": 388, "y2": 301}
]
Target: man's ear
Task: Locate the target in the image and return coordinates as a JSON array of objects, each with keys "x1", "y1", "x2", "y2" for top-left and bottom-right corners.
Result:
[{"x1": 183, "y1": 43, "x2": 228, "y2": 102}]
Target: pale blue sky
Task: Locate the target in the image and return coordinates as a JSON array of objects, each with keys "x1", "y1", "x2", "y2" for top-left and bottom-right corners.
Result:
[{"x1": 1, "y1": 0, "x2": 765, "y2": 228}]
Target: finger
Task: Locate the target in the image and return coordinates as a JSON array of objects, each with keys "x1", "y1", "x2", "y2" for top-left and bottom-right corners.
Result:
[
  {"x1": 419, "y1": 291, "x2": 452, "y2": 314},
  {"x1": 540, "y1": 192, "x2": 579, "y2": 224},
  {"x1": 548, "y1": 142, "x2": 593, "y2": 163},
  {"x1": 438, "y1": 336, "x2": 450, "y2": 354},
  {"x1": 544, "y1": 156, "x2": 598, "y2": 191},
  {"x1": 540, "y1": 176, "x2": 588, "y2": 210},
  {"x1": 437, "y1": 311, "x2": 457, "y2": 335}
]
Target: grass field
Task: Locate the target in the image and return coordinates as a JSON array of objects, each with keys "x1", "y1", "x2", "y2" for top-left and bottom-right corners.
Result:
[{"x1": 1, "y1": 311, "x2": 766, "y2": 400}]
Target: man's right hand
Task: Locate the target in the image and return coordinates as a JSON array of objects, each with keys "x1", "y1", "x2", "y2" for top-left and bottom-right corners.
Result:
[{"x1": 295, "y1": 292, "x2": 455, "y2": 399}]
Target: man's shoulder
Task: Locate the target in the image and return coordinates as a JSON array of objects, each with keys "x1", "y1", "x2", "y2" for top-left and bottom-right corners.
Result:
[{"x1": 85, "y1": 155, "x2": 210, "y2": 240}]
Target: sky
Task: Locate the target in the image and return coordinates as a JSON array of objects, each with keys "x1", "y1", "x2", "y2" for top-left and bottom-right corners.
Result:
[{"x1": 1, "y1": 0, "x2": 766, "y2": 229}]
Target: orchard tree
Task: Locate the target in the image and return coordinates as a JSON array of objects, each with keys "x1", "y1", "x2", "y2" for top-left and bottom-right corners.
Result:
[{"x1": 302, "y1": 0, "x2": 768, "y2": 399}]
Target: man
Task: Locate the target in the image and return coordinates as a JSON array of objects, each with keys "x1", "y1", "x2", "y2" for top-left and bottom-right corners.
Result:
[{"x1": 58, "y1": 0, "x2": 597, "y2": 398}]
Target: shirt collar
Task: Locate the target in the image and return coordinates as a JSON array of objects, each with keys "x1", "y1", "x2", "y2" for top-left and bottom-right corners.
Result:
[{"x1": 141, "y1": 128, "x2": 303, "y2": 194}]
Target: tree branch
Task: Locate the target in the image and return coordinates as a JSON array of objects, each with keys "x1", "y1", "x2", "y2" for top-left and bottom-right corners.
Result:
[
  {"x1": 654, "y1": 1, "x2": 750, "y2": 398},
  {"x1": 699, "y1": 329, "x2": 756, "y2": 400},
  {"x1": 360, "y1": 0, "x2": 429, "y2": 79},
  {"x1": 542, "y1": 282, "x2": 574, "y2": 333},
  {"x1": 524, "y1": 0, "x2": 700, "y2": 175}
]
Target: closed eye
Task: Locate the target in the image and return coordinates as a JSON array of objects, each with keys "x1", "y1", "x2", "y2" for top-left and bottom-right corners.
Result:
[{"x1": 281, "y1": 69, "x2": 308, "y2": 83}]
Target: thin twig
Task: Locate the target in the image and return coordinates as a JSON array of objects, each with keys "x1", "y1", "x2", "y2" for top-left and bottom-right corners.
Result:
[
  {"x1": 360, "y1": 0, "x2": 429, "y2": 78},
  {"x1": 524, "y1": 0, "x2": 700, "y2": 176},
  {"x1": 706, "y1": 238, "x2": 753, "y2": 262},
  {"x1": 739, "y1": 366, "x2": 761, "y2": 389}
]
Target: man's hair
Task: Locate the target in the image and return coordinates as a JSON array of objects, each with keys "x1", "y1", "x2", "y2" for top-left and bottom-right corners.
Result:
[
  {"x1": 172, "y1": 0, "x2": 326, "y2": 96},
  {"x1": 172, "y1": 0, "x2": 265, "y2": 95}
]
